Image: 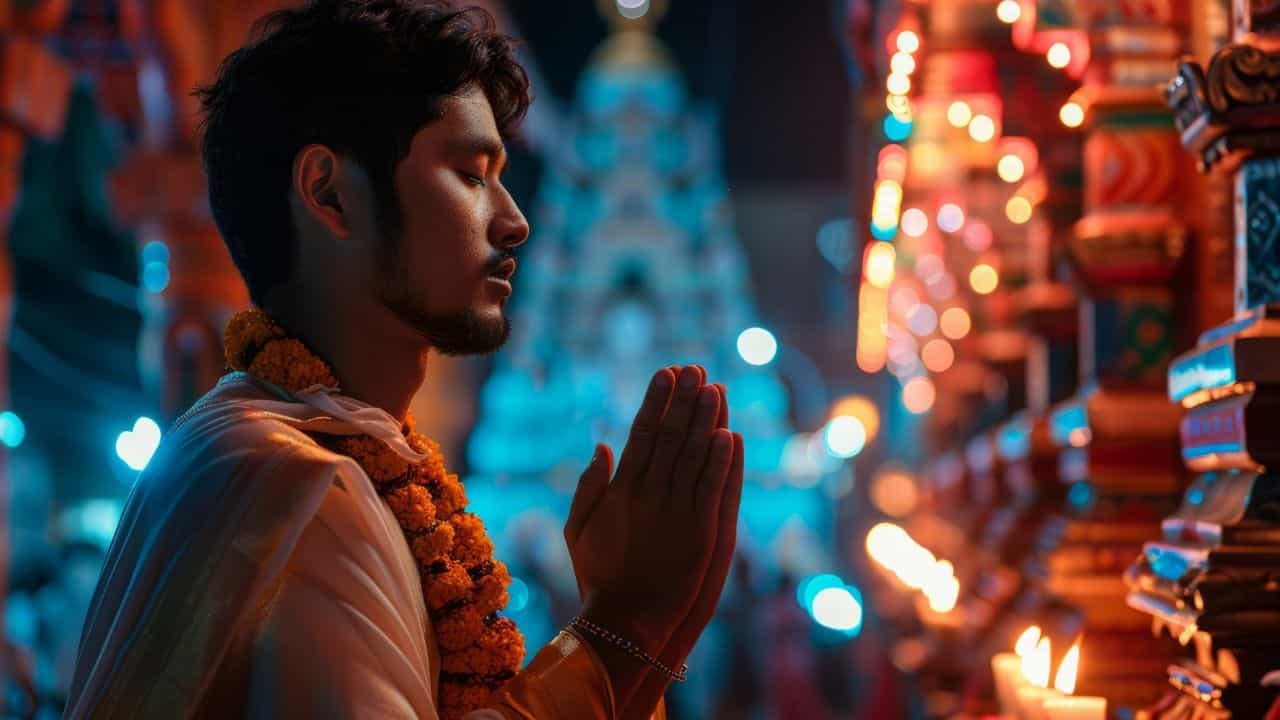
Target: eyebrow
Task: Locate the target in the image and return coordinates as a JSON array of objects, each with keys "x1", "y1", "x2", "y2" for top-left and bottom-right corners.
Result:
[{"x1": 451, "y1": 134, "x2": 508, "y2": 174}]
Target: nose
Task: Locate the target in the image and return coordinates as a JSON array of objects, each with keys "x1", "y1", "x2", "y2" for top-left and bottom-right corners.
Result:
[{"x1": 493, "y1": 187, "x2": 530, "y2": 251}]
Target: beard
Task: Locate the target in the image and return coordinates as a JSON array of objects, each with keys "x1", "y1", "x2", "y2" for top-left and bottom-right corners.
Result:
[{"x1": 372, "y1": 214, "x2": 511, "y2": 356}]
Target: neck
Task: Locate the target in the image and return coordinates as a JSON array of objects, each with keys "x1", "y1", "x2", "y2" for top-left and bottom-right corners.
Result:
[{"x1": 263, "y1": 283, "x2": 428, "y2": 423}]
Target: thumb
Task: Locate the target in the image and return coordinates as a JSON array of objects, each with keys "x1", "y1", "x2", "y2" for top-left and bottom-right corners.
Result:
[{"x1": 565, "y1": 443, "x2": 613, "y2": 547}]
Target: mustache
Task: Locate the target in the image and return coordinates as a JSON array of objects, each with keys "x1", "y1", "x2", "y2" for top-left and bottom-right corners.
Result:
[{"x1": 484, "y1": 250, "x2": 517, "y2": 274}]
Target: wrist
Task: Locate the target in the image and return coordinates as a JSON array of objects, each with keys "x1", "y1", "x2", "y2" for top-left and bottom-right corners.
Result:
[{"x1": 580, "y1": 597, "x2": 672, "y2": 658}]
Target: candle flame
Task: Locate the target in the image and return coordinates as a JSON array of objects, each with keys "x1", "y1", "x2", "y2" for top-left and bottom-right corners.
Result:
[
  {"x1": 1021, "y1": 637, "x2": 1050, "y2": 688},
  {"x1": 1014, "y1": 626, "x2": 1041, "y2": 657},
  {"x1": 1054, "y1": 643, "x2": 1080, "y2": 695}
]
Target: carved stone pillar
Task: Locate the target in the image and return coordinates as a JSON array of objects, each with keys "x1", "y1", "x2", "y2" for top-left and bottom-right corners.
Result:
[
  {"x1": 1122, "y1": 1, "x2": 1280, "y2": 714},
  {"x1": 1044, "y1": 0, "x2": 1193, "y2": 708}
]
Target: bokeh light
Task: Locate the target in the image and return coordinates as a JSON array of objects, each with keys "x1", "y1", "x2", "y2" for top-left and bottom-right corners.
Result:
[
  {"x1": 831, "y1": 395, "x2": 881, "y2": 440},
  {"x1": 902, "y1": 376, "x2": 936, "y2": 414},
  {"x1": 896, "y1": 30, "x2": 920, "y2": 53},
  {"x1": 940, "y1": 307, "x2": 972, "y2": 339},
  {"x1": 890, "y1": 286, "x2": 921, "y2": 317},
  {"x1": 869, "y1": 465, "x2": 919, "y2": 517},
  {"x1": 963, "y1": 221, "x2": 994, "y2": 252},
  {"x1": 886, "y1": 72, "x2": 911, "y2": 96},
  {"x1": 946, "y1": 100, "x2": 972, "y2": 128},
  {"x1": 865, "y1": 242, "x2": 896, "y2": 288},
  {"x1": 969, "y1": 264, "x2": 1000, "y2": 294},
  {"x1": 1060, "y1": 101, "x2": 1085, "y2": 128},
  {"x1": 883, "y1": 113, "x2": 912, "y2": 142},
  {"x1": 1046, "y1": 42, "x2": 1071, "y2": 69},
  {"x1": 997, "y1": 154, "x2": 1025, "y2": 183},
  {"x1": 907, "y1": 304, "x2": 938, "y2": 336},
  {"x1": 922, "y1": 338, "x2": 955, "y2": 372},
  {"x1": 824, "y1": 416, "x2": 867, "y2": 458},
  {"x1": 116, "y1": 417, "x2": 162, "y2": 472},
  {"x1": 937, "y1": 203, "x2": 965, "y2": 233},
  {"x1": 968, "y1": 114, "x2": 996, "y2": 142},
  {"x1": 811, "y1": 586, "x2": 864, "y2": 632},
  {"x1": 997, "y1": 0, "x2": 1022, "y2": 22},
  {"x1": 737, "y1": 327, "x2": 779, "y2": 366},
  {"x1": 1005, "y1": 196, "x2": 1033, "y2": 224},
  {"x1": 890, "y1": 51, "x2": 916, "y2": 75},
  {"x1": 901, "y1": 208, "x2": 928, "y2": 237},
  {"x1": 0, "y1": 411, "x2": 25, "y2": 449}
]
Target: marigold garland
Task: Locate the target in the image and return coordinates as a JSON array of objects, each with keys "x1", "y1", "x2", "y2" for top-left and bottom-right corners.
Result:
[{"x1": 224, "y1": 308, "x2": 523, "y2": 720}]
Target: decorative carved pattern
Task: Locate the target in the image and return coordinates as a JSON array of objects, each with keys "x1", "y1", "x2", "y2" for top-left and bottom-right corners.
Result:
[
  {"x1": 1207, "y1": 44, "x2": 1280, "y2": 111},
  {"x1": 1241, "y1": 157, "x2": 1280, "y2": 307},
  {"x1": 1166, "y1": 45, "x2": 1280, "y2": 169}
]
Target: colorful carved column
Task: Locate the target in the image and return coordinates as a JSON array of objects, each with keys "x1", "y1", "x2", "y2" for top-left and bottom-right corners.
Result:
[
  {"x1": 1122, "y1": 1, "x2": 1280, "y2": 716},
  {"x1": 1044, "y1": 0, "x2": 1192, "y2": 708}
]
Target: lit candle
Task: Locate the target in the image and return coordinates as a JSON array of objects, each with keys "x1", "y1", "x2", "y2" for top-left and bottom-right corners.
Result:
[
  {"x1": 1014, "y1": 636, "x2": 1059, "y2": 720},
  {"x1": 1042, "y1": 643, "x2": 1107, "y2": 720},
  {"x1": 993, "y1": 626, "x2": 1041, "y2": 716}
]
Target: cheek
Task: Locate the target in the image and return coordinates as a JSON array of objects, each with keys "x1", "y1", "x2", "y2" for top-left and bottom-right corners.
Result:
[{"x1": 394, "y1": 171, "x2": 490, "y2": 303}]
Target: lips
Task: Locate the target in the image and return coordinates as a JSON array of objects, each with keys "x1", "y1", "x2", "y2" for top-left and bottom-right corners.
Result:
[{"x1": 490, "y1": 258, "x2": 517, "y2": 282}]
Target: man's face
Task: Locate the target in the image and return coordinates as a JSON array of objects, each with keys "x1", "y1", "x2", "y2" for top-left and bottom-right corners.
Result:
[{"x1": 371, "y1": 85, "x2": 529, "y2": 355}]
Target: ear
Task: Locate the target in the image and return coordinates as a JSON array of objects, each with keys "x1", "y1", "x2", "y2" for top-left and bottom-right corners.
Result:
[{"x1": 291, "y1": 144, "x2": 349, "y2": 239}]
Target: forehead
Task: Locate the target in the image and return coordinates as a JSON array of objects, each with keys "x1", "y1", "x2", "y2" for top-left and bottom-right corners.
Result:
[{"x1": 412, "y1": 85, "x2": 501, "y2": 151}]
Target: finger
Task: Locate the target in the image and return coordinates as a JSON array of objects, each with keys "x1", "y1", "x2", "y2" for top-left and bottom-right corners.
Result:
[
  {"x1": 565, "y1": 444, "x2": 613, "y2": 546},
  {"x1": 642, "y1": 365, "x2": 705, "y2": 495},
  {"x1": 613, "y1": 368, "x2": 676, "y2": 491},
  {"x1": 693, "y1": 428, "x2": 734, "y2": 514},
  {"x1": 714, "y1": 383, "x2": 729, "y2": 430},
  {"x1": 689, "y1": 433, "x2": 744, "y2": 627},
  {"x1": 672, "y1": 385, "x2": 723, "y2": 510}
]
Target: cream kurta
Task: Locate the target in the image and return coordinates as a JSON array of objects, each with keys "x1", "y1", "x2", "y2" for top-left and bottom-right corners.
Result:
[{"x1": 66, "y1": 372, "x2": 623, "y2": 719}]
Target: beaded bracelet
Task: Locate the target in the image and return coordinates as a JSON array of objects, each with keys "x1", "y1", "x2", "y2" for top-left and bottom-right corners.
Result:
[{"x1": 569, "y1": 616, "x2": 689, "y2": 683}]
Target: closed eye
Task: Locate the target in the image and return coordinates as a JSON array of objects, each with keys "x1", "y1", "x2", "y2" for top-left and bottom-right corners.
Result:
[{"x1": 461, "y1": 171, "x2": 487, "y2": 187}]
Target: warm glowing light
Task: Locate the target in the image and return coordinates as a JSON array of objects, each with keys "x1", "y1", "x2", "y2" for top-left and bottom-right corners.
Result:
[
  {"x1": 1046, "y1": 42, "x2": 1072, "y2": 69},
  {"x1": 877, "y1": 151, "x2": 908, "y2": 182},
  {"x1": 865, "y1": 242, "x2": 897, "y2": 288},
  {"x1": 1006, "y1": 196, "x2": 1033, "y2": 224},
  {"x1": 831, "y1": 395, "x2": 881, "y2": 440},
  {"x1": 937, "y1": 203, "x2": 965, "y2": 233},
  {"x1": 946, "y1": 100, "x2": 973, "y2": 128},
  {"x1": 902, "y1": 377, "x2": 936, "y2": 414},
  {"x1": 890, "y1": 51, "x2": 916, "y2": 75},
  {"x1": 940, "y1": 307, "x2": 971, "y2": 339},
  {"x1": 1015, "y1": 626, "x2": 1042, "y2": 657},
  {"x1": 886, "y1": 93, "x2": 911, "y2": 116},
  {"x1": 968, "y1": 114, "x2": 996, "y2": 142},
  {"x1": 869, "y1": 465, "x2": 917, "y2": 517},
  {"x1": 1022, "y1": 637, "x2": 1051, "y2": 688},
  {"x1": 1055, "y1": 643, "x2": 1080, "y2": 695},
  {"x1": 963, "y1": 221, "x2": 994, "y2": 252},
  {"x1": 912, "y1": 142, "x2": 944, "y2": 175},
  {"x1": 969, "y1": 264, "x2": 1000, "y2": 294},
  {"x1": 922, "y1": 338, "x2": 955, "y2": 372},
  {"x1": 915, "y1": 254, "x2": 944, "y2": 282},
  {"x1": 737, "y1": 327, "x2": 779, "y2": 366},
  {"x1": 923, "y1": 565, "x2": 960, "y2": 613},
  {"x1": 1060, "y1": 101, "x2": 1085, "y2": 128},
  {"x1": 907, "y1": 304, "x2": 938, "y2": 336},
  {"x1": 901, "y1": 208, "x2": 928, "y2": 237},
  {"x1": 811, "y1": 586, "x2": 863, "y2": 631},
  {"x1": 997, "y1": 154, "x2": 1025, "y2": 183},
  {"x1": 857, "y1": 284, "x2": 889, "y2": 373},
  {"x1": 896, "y1": 30, "x2": 920, "y2": 53},
  {"x1": 886, "y1": 72, "x2": 911, "y2": 96},
  {"x1": 996, "y1": 0, "x2": 1022, "y2": 22},
  {"x1": 890, "y1": 286, "x2": 921, "y2": 317}
]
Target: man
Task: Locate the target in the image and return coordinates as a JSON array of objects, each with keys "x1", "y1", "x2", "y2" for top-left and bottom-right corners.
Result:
[{"x1": 65, "y1": 1, "x2": 744, "y2": 718}]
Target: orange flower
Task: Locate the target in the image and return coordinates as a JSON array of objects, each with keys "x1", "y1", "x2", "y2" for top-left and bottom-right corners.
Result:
[{"x1": 223, "y1": 308, "x2": 523, "y2": 719}]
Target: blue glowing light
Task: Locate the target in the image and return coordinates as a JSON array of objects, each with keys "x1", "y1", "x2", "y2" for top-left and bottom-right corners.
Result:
[
  {"x1": 116, "y1": 417, "x2": 162, "y2": 472},
  {"x1": 823, "y1": 416, "x2": 866, "y2": 459},
  {"x1": 142, "y1": 262, "x2": 170, "y2": 293},
  {"x1": 870, "y1": 222, "x2": 898, "y2": 241},
  {"x1": 141, "y1": 241, "x2": 170, "y2": 265},
  {"x1": 806, "y1": 583, "x2": 863, "y2": 636},
  {"x1": 1187, "y1": 488, "x2": 1205, "y2": 505},
  {"x1": 1067, "y1": 481, "x2": 1093, "y2": 510},
  {"x1": 883, "y1": 114, "x2": 913, "y2": 142},
  {"x1": 797, "y1": 573, "x2": 844, "y2": 609},
  {"x1": 0, "y1": 411, "x2": 25, "y2": 448}
]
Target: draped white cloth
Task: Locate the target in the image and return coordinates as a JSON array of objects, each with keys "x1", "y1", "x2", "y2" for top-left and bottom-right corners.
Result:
[{"x1": 64, "y1": 372, "x2": 603, "y2": 719}]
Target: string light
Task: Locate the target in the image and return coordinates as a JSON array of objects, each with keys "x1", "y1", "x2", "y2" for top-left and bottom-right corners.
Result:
[
  {"x1": 1006, "y1": 196, "x2": 1033, "y2": 224},
  {"x1": 997, "y1": 0, "x2": 1021, "y2": 23},
  {"x1": 896, "y1": 30, "x2": 920, "y2": 53},
  {"x1": 886, "y1": 73, "x2": 911, "y2": 95},
  {"x1": 901, "y1": 208, "x2": 929, "y2": 237},
  {"x1": 890, "y1": 51, "x2": 916, "y2": 75},
  {"x1": 1046, "y1": 42, "x2": 1071, "y2": 69},
  {"x1": 946, "y1": 101, "x2": 973, "y2": 128},
  {"x1": 1060, "y1": 101, "x2": 1085, "y2": 128},
  {"x1": 922, "y1": 338, "x2": 955, "y2": 372},
  {"x1": 902, "y1": 377, "x2": 936, "y2": 414},
  {"x1": 940, "y1": 307, "x2": 972, "y2": 339},
  {"x1": 937, "y1": 203, "x2": 965, "y2": 233},
  {"x1": 968, "y1": 114, "x2": 996, "y2": 142},
  {"x1": 997, "y1": 154, "x2": 1025, "y2": 183},
  {"x1": 865, "y1": 242, "x2": 897, "y2": 288},
  {"x1": 969, "y1": 264, "x2": 1000, "y2": 294}
]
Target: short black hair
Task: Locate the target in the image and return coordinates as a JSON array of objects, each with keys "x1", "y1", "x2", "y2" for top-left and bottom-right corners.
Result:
[{"x1": 196, "y1": 0, "x2": 531, "y2": 306}]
